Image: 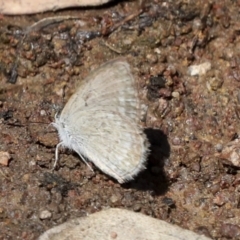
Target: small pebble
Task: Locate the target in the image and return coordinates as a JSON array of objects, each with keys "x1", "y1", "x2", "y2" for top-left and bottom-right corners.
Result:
[
  {"x1": 110, "y1": 231, "x2": 118, "y2": 239},
  {"x1": 172, "y1": 91, "x2": 180, "y2": 98},
  {"x1": 110, "y1": 193, "x2": 122, "y2": 204},
  {"x1": 133, "y1": 203, "x2": 142, "y2": 212},
  {"x1": 146, "y1": 53, "x2": 158, "y2": 64},
  {"x1": 40, "y1": 110, "x2": 47, "y2": 116},
  {"x1": 39, "y1": 210, "x2": 52, "y2": 220},
  {"x1": 221, "y1": 223, "x2": 240, "y2": 239},
  {"x1": 0, "y1": 152, "x2": 11, "y2": 166},
  {"x1": 215, "y1": 143, "x2": 223, "y2": 152},
  {"x1": 188, "y1": 62, "x2": 211, "y2": 76}
]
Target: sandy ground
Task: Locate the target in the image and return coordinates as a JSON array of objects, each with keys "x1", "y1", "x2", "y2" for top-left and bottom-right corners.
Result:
[{"x1": 0, "y1": 0, "x2": 240, "y2": 239}]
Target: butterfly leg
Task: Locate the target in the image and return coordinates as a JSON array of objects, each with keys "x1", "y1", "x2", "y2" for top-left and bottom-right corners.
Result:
[
  {"x1": 52, "y1": 142, "x2": 63, "y2": 170},
  {"x1": 76, "y1": 151, "x2": 94, "y2": 172},
  {"x1": 53, "y1": 142, "x2": 94, "y2": 172}
]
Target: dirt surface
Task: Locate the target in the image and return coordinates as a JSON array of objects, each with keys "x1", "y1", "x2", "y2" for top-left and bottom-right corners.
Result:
[{"x1": 0, "y1": 0, "x2": 240, "y2": 239}]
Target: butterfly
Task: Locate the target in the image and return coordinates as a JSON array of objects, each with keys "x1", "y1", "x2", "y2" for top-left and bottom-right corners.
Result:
[{"x1": 52, "y1": 58, "x2": 149, "y2": 183}]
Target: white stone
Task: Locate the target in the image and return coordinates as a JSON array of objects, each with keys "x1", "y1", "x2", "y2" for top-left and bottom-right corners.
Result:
[
  {"x1": 38, "y1": 208, "x2": 212, "y2": 240},
  {"x1": 188, "y1": 62, "x2": 211, "y2": 76}
]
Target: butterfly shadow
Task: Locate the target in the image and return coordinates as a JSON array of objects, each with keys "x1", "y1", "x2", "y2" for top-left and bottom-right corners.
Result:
[{"x1": 122, "y1": 128, "x2": 171, "y2": 196}]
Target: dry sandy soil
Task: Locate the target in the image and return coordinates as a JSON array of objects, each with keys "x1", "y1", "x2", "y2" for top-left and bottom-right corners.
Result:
[{"x1": 0, "y1": 0, "x2": 240, "y2": 239}]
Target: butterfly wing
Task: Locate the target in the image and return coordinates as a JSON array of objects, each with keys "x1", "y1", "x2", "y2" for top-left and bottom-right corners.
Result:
[
  {"x1": 60, "y1": 59, "x2": 142, "y2": 123},
  {"x1": 55, "y1": 58, "x2": 149, "y2": 183},
  {"x1": 62, "y1": 109, "x2": 149, "y2": 183}
]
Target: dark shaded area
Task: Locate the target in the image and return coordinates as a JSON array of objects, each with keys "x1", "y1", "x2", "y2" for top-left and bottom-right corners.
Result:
[
  {"x1": 125, "y1": 129, "x2": 170, "y2": 196},
  {"x1": 145, "y1": 128, "x2": 170, "y2": 159},
  {"x1": 147, "y1": 73, "x2": 177, "y2": 100},
  {"x1": 40, "y1": 172, "x2": 78, "y2": 197},
  {"x1": 0, "y1": 110, "x2": 13, "y2": 120}
]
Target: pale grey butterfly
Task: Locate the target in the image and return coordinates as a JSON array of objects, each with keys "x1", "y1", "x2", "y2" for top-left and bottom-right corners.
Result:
[{"x1": 52, "y1": 58, "x2": 149, "y2": 183}]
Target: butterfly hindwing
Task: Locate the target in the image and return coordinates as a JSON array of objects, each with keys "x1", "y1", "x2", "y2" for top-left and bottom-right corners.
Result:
[{"x1": 62, "y1": 109, "x2": 148, "y2": 183}]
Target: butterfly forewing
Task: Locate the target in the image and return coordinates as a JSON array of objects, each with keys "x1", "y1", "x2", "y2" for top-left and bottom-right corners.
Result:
[{"x1": 60, "y1": 59, "x2": 141, "y2": 123}]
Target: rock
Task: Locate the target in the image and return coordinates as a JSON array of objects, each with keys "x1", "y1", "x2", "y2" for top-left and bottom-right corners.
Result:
[
  {"x1": 0, "y1": 0, "x2": 114, "y2": 15},
  {"x1": 39, "y1": 210, "x2": 52, "y2": 220},
  {"x1": 38, "y1": 208, "x2": 212, "y2": 240},
  {"x1": 0, "y1": 151, "x2": 11, "y2": 166},
  {"x1": 217, "y1": 139, "x2": 240, "y2": 167},
  {"x1": 188, "y1": 62, "x2": 211, "y2": 76}
]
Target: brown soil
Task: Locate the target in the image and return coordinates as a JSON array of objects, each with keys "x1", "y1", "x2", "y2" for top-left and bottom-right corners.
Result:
[{"x1": 0, "y1": 1, "x2": 240, "y2": 239}]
